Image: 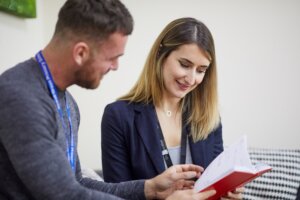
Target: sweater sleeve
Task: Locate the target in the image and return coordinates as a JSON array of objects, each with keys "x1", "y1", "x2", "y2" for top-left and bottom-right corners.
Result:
[
  {"x1": 0, "y1": 84, "x2": 144, "y2": 200},
  {"x1": 76, "y1": 154, "x2": 146, "y2": 200}
]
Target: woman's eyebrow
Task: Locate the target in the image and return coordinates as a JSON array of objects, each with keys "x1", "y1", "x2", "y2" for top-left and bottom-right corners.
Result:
[{"x1": 179, "y1": 58, "x2": 209, "y2": 68}]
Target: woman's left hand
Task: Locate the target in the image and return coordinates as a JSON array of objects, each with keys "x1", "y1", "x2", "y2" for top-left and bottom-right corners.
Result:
[{"x1": 221, "y1": 187, "x2": 245, "y2": 200}]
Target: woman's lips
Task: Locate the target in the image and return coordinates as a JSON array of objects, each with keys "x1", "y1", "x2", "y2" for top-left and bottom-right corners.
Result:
[{"x1": 177, "y1": 81, "x2": 190, "y2": 91}]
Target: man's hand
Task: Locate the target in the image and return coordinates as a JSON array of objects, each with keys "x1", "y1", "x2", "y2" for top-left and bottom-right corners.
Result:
[
  {"x1": 166, "y1": 189, "x2": 216, "y2": 200},
  {"x1": 144, "y1": 164, "x2": 204, "y2": 199}
]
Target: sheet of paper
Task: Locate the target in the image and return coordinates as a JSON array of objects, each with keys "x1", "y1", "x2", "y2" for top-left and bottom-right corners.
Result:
[{"x1": 194, "y1": 135, "x2": 255, "y2": 192}]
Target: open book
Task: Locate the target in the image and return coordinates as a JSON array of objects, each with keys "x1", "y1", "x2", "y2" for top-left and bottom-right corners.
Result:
[{"x1": 194, "y1": 135, "x2": 271, "y2": 200}]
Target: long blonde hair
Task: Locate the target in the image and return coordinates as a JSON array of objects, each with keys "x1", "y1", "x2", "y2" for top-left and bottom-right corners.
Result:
[{"x1": 120, "y1": 17, "x2": 220, "y2": 142}]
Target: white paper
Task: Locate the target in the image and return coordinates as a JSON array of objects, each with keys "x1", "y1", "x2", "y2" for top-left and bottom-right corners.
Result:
[{"x1": 194, "y1": 135, "x2": 256, "y2": 192}]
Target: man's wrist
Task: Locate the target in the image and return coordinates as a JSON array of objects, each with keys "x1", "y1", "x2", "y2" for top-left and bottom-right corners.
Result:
[{"x1": 144, "y1": 179, "x2": 157, "y2": 199}]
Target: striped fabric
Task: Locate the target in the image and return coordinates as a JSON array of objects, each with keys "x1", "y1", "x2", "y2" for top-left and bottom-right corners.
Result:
[{"x1": 244, "y1": 148, "x2": 300, "y2": 200}]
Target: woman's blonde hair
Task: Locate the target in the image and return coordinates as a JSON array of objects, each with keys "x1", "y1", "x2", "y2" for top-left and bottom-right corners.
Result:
[{"x1": 120, "y1": 17, "x2": 220, "y2": 142}]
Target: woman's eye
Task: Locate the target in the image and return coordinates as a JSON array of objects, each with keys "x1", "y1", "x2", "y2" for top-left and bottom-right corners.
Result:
[
  {"x1": 197, "y1": 69, "x2": 206, "y2": 73},
  {"x1": 179, "y1": 61, "x2": 189, "y2": 68},
  {"x1": 197, "y1": 66, "x2": 208, "y2": 73}
]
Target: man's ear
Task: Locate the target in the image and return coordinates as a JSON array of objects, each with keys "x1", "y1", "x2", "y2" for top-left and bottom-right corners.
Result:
[{"x1": 73, "y1": 42, "x2": 90, "y2": 66}]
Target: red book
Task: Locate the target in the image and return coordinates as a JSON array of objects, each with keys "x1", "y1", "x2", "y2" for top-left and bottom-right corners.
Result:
[{"x1": 194, "y1": 136, "x2": 272, "y2": 200}]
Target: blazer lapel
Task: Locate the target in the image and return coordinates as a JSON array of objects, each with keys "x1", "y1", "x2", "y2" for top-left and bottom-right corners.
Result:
[
  {"x1": 134, "y1": 103, "x2": 165, "y2": 174},
  {"x1": 189, "y1": 135, "x2": 206, "y2": 168}
]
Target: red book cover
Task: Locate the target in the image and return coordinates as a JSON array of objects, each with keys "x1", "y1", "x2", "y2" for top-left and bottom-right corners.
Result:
[
  {"x1": 194, "y1": 136, "x2": 272, "y2": 200},
  {"x1": 199, "y1": 166, "x2": 271, "y2": 200}
]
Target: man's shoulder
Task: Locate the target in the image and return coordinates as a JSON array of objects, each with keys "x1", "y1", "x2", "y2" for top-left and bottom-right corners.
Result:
[
  {"x1": 0, "y1": 84, "x2": 55, "y2": 133},
  {"x1": 0, "y1": 58, "x2": 47, "y2": 98},
  {"x1": 1, "y1": 58, "x2": 35, "y2": 77},
  {"x1": 0, "y1": 81, "x2": 51, "y2": 113},
  {"x1": 1, "y1": 59, "x2": 43, "y2": 87},
  {"x1": 0, "y1": 59, "x2": 53, "y2": 117}
]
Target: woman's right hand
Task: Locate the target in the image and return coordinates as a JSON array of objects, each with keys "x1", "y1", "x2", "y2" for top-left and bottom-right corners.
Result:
[{"x1": 166, "y1": 189, "x2": 216, "y2": 200}]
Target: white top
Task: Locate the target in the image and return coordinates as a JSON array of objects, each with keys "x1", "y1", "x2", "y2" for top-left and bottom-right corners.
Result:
[{"x1": 167, "y1": 140, "x2": 193, "y2": 166}]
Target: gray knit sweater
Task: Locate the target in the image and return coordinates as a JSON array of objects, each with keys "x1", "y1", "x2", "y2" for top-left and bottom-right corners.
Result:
[{"x1": 0, "y1": 59, "x2": 145, "y2": 200}]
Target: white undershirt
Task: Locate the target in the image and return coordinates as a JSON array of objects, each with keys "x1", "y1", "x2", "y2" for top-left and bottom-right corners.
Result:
[{"x1": 166, "y1": 140, "x2": 193, "y2": 166}]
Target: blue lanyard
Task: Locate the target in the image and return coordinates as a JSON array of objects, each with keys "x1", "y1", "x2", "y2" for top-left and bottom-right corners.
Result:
[{"x1": 35, "y1": 50, "x2": 76, "y2": 173}]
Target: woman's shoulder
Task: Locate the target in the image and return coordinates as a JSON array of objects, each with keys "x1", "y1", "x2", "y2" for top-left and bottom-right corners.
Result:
[
  {"x1": 106, "y1": 100, "x2": 134, "y2": 110},
  {"x1": 104, "y1": 100, "x2": 154, "y2": 118},
  {"x1": 106, "y1": 100, "x2": 151, "y2": 110},
  {"x1": 104, "y1": 100, "x2": 136, "y2": 115}
]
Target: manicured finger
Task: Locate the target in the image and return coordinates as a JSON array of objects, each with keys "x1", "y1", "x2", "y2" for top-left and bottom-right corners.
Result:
[
  {"x1": 227, "y1": 191, "x2": 243, "y2": 199},
  {"x1": 196, "y1": 190, "x2": 216, "y2": 199},
  {"x1": 234, "y1": 187, "x2": 245, "y2": 193}
]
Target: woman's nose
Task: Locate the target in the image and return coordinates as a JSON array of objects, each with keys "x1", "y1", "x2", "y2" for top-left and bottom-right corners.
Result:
[{"x1": 184, "y1": 70, "x2": 196, "y2": 85}]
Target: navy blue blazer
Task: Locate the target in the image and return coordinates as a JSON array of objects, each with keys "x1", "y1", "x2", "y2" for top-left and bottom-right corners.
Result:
[{"x1": 101, "y1": 100, "x2": 223, "y2": 183}]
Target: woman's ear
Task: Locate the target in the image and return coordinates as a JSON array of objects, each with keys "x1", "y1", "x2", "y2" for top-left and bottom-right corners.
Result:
[{"x1": 73, "y1": 42, "x2": 90, "y2": 66}]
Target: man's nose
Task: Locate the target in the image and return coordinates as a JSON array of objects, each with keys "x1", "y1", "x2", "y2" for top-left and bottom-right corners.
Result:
[{"x1": 110, "y1": 61, "x2": 119, "y2": 71}]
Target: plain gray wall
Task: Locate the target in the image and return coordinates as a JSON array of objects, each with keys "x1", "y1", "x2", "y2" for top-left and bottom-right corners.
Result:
[{"x1": 1, "y1": 0, "x2": 299, "y2": 169}]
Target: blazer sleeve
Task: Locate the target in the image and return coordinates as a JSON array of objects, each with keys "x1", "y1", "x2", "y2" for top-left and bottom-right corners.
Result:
[{"x1": 101, "y1": 103, "x2": 133, "y2": 183}]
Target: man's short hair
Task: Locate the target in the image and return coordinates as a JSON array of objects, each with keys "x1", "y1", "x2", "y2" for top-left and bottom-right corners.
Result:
[{"x1": 54, "y1": 0, "x2": 133, "y2": 42}]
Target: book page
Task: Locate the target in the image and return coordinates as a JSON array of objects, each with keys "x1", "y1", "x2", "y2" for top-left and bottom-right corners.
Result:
[
  {"x1": 254, "y1": 163, "x2": 272, "y2": 172},
  {"x1": 194, "y1": 135, "x2": 255, "y2": 192}
]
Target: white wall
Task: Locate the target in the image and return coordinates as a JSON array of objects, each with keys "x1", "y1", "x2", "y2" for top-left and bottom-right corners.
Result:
[{"x1": 1, "y1": 0, "x2": 299, "y2": 170}]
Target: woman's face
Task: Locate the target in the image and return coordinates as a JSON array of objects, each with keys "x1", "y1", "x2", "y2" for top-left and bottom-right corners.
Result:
[{"x1": 162, "y1": 43, "x2": 210, "y2": 100}]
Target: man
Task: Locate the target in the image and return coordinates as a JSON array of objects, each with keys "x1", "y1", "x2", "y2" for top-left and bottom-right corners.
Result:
[{"x1": 0, "y1": 0, "x2": 215, "y2": 199}]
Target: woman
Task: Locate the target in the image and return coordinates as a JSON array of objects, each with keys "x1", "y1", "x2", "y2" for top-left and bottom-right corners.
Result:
[{"x1": 101, "y1": 17, "x2": 242, "y2": 199}]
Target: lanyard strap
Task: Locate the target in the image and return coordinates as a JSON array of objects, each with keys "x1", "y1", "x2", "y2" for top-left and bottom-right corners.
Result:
[
  {"x1": 155, "y1": 109, "x2": 188, "y2": 168},
  {"x1": 35, "y1": 50, "x2": 76, "y2": 173}
]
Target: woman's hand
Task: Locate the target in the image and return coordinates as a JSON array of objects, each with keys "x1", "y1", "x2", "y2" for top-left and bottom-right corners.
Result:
[
  {"x1": 221, "y1": 187, "x2": 245, "y2": 200},
  {"x1": 166, "y1": 189, "x2": 216, "y2": 200},
  {"x1": 144, "y1": 164, "x2": 204, "y2": 199}
]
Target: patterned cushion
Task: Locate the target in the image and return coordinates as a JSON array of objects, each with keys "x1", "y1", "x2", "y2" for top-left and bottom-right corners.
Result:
[
  {"x1": 244, "y1": 148, "x2": 300, "y2": 200},
  {"x1": 81, "y1": 167, "x2": 104, "y2": 182}
]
